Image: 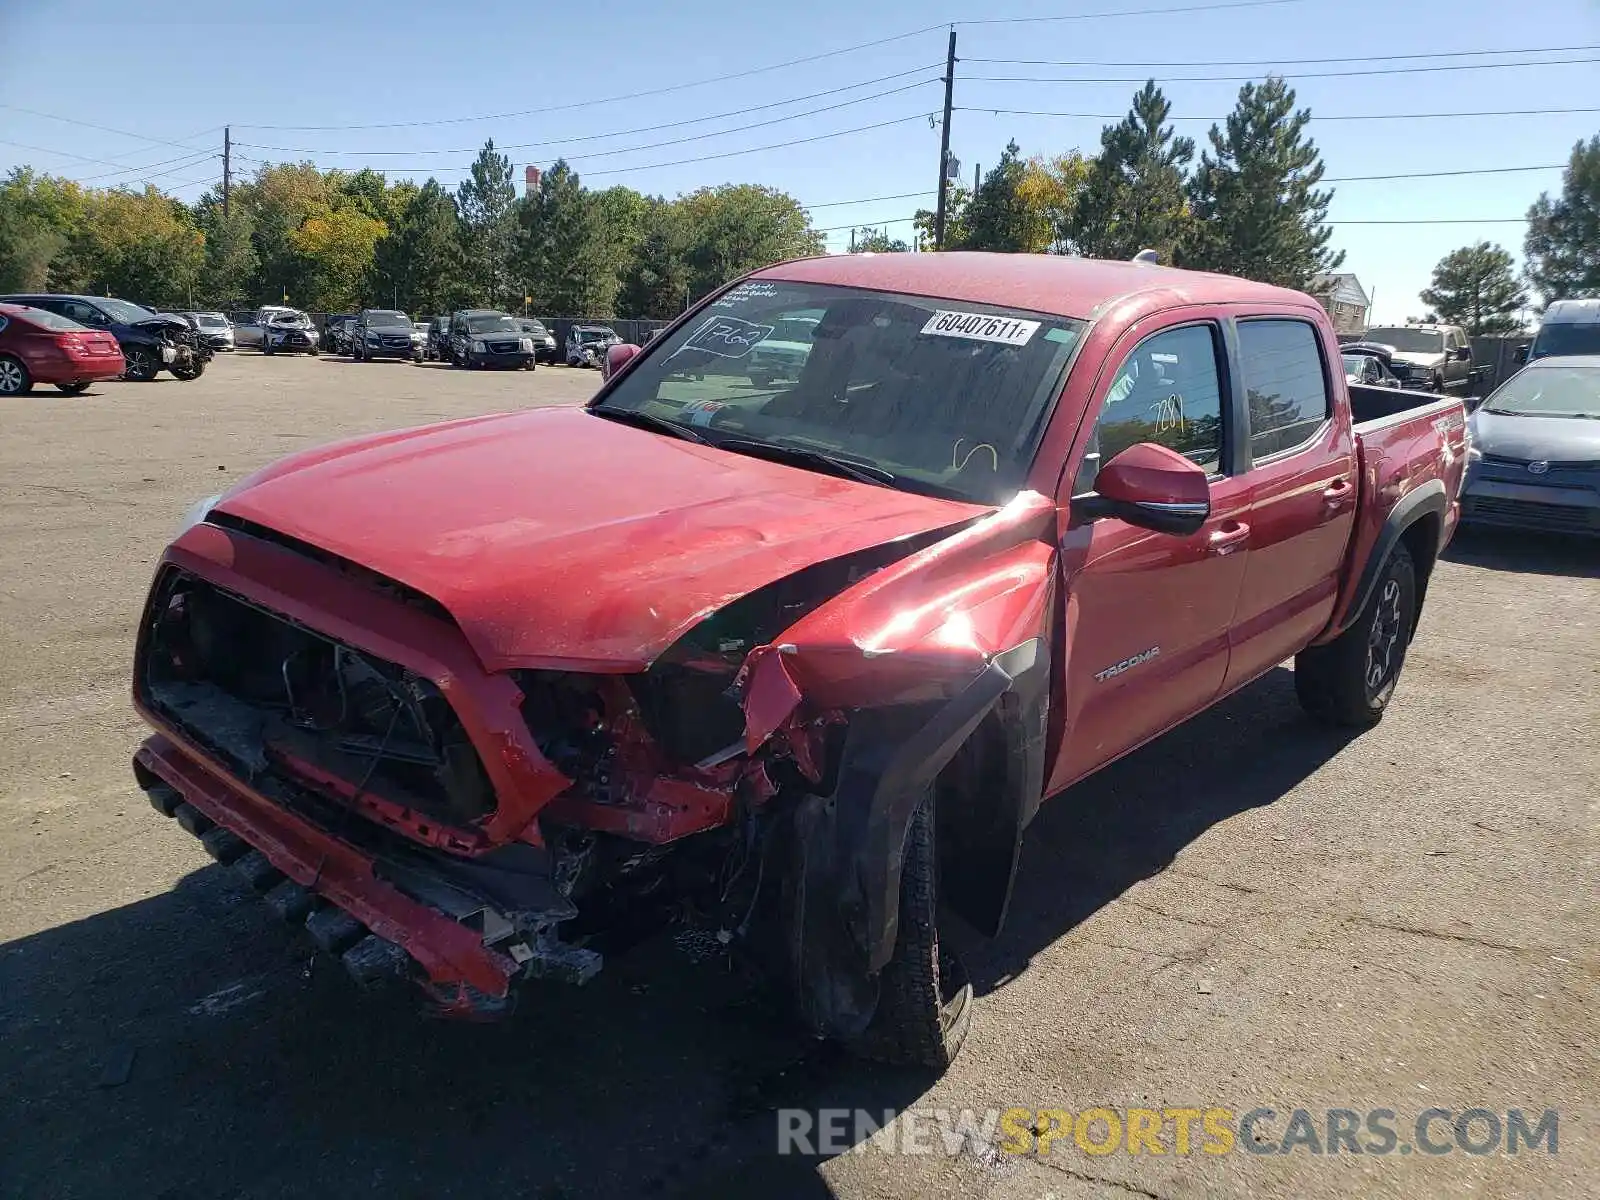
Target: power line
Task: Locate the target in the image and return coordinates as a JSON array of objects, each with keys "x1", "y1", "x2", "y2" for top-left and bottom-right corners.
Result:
[
  {"x1": 238, "y1": 74, "x2": 942, "y2": 162},
  {"x1": 962, "y1": 55, "x2": 1600, "y2": 85},
  {"x1": 1324, "y1": 162, "x2": 1562, "y2": 182},
  {"x1": 0, "y1": 106, "x2": 218, "y2": 152},
  {"x1": 580, "y1": 112, "x2": 936, "y2": 178},
  {"x1": 76, "y1": 149, "x2": 219, "y2": 183},
  {"x1": 956, "y1": 0, "x2": 1305, "y2": 25},
  {"x1": 959, "y1": 104, "x2": 1600, "y2": 122},
  {"x1": 1327, "y1": 217, "x2": 1529, "y2": 225},
  {"x1": 965, "y1": 42, "x2": 1600, "y2": 67},
  {"x1": 806, "y1": 190, "x2": 936, "y2": 209},
  {"x1": 0, "y1": 138, "x2": 135, "y2": 170}
]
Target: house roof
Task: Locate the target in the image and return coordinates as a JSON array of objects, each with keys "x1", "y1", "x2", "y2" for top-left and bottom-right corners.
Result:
[{"x1": 1314, "y1": 272, "x2": 1370, "y2": 308}]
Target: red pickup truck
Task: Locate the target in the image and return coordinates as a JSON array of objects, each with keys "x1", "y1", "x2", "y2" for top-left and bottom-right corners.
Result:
[{"x1": 132, "y1": 254, "x2": 1466, "y2": 1068}]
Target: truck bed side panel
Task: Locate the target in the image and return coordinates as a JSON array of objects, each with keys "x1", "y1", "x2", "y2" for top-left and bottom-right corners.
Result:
[{"x1": 1319, "y1": 395, "x2": 1467, "y2": 641}]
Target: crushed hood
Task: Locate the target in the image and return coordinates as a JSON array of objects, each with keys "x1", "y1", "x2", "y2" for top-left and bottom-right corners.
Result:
[
  {"x1": 135, "y1": 312, "x2": 193, "y2": 332},
  {"x1": 214, "y1": 406, "x2": 988, "y2": 671}
]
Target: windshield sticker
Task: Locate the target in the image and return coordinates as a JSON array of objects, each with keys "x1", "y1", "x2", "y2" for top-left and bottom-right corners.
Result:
[
  {"x1": 669, "y1": 316, "x2": 776, "y2": 361},
  {"x1": 713, "y1": 281, "x2": 780, "y2": 308},
  {"x1": 921, "y1": 310, "x2": 1040, "y2": 346}
]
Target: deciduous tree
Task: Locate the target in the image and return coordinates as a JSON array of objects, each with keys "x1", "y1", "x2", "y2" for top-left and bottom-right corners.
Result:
[{"x1": 679, "y1": 184, "x2": 822, "y2": 300}]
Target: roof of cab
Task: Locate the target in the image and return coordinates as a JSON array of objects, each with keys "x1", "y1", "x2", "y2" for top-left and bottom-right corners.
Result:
[
  {"x1": 751, "y1": 252, "x2": 1315, "y2": 320},
  {"x1": 1541, "y1": 298, "x2": 1600, "y2": 324}
]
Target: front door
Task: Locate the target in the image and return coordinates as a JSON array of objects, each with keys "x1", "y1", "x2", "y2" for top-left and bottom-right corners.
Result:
[{"x1": 1047, "y1": 318, "x2": 1252, "y2": 795}]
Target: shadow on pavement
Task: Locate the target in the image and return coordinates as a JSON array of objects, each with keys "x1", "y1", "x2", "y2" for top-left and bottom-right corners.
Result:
[
  {"x1": 0, "y1": 668, "x2": 1351, "y2": 1200},
  {"x1": 1443, "y1": 525, "x2": 1599, "y2": 579}
]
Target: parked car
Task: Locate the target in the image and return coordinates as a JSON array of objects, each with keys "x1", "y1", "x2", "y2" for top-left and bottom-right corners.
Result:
[
  {"x1": 1460, "y1": 354, "x2": 1600, "y2": 536},
  {"x1": 1526, "y1": 298, "x2": 1600, "y2": 363},
  {"x1": 352, "y1": 309, "x2": 423, "y2": 362},
  {"x1": 0, "y1": 293, "x2": 208, "y2": 381},
  {"x1": 1341, "y1": 344, "x2": 1409, "y2": 388},
  {"x1": 135, "y1": 256, "x2": 1467, "y2": 1064},
  {"x1": 424, "y1": 315, "x2": 453, "y2": 362},
  {"x1": 262, "y1": 309, "x2": 320, "y2": 356},
  {"x1": 184, "y1": 311, "x2": 235, "y2": 352},
  {"x1": 1360, "y1": 323, "x2": 1480, "y2": 393},
  {"x1": 323, "y1": 314, "x2": 356, "y2": 356},
  {"x1": 566, "y1": 323, "x2": 620, "y2": 367},
  {"x1": 234, "y1": 305, "x2": 298, "y2": 350},
  {"x1": 448, "y1": 309, "x2": 536, "y2": 369},
  {"x1": 0, "y1": 302, "x2": 125, "y2": 395},
  {"x1": 516, "y1": 318, "x2": 557, "y2": 363},
  {"x1": 745, "y1": 314, "x2": 819, "y2": 387}
]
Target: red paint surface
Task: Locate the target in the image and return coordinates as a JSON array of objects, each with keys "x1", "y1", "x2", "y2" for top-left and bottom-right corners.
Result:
[{"x1": 0, "y1": 302, "x2": 125, "y2": 386}]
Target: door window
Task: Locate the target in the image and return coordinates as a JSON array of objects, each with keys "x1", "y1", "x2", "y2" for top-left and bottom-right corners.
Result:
[
  {"x1": 61, "y1": 300, "x2": 107, "y2": 326},
  {"x1": 1075, "y1": 323, "x2": 1226, "y2": 493},
  {"x1": 1236, "y1": 319, "x2": 1331, "y2": 459}
]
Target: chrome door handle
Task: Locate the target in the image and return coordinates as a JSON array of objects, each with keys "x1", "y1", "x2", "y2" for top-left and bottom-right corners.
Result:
[{"x1": 1208, "y1": 522, "x2": 1250, "y2": 555}]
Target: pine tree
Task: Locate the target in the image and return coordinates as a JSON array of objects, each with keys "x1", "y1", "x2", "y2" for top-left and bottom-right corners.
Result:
[
  {"x1": 1420, "y1": 243, "x2": 1527, "y2": 335},
  {"x1": 1523, "y1": 136, "x2": 1600, "y2": 304},
  {"x1": 1181, "y1": 76, "x2": 1342, "y2": 289},
  {"x1": 456, "y1": 140, "x2": 517, "y2": 308},
  {"x1": 1069, "y1": 81, "x2": 1193, "y2": 261},
  {"x1": 957, "y1": 141, "x2": 1032, "y2": 252}
]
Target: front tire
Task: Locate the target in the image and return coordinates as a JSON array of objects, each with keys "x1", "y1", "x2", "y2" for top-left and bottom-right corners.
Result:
[
  {"x1": 0, "y1": 355, "x2": 32, "y2": 395},
  {"x1": 1295, "y1": 542, "x2": 1417, "y2": 728},
  {"x1": 842, "y1": 794, "x2": 973, "y2": 1070},
  {"x1": 122, "y1": 345, "x2": 160, "y2": 381}
]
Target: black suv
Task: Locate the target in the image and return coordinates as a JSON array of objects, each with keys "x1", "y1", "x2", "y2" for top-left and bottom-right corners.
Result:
[
  {"x1": 449, "y1": 309, "x2": 535, "y2": 370},
  {"x1": 516, "y1": 317, "x2": 558, "y2": 363},
  {"x1": 351, "y1": 309, "x2": 422, "y2": 362}
]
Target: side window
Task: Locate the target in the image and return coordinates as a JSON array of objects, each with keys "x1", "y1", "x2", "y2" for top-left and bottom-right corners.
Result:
[
  {"x1": 62, "y1": 300, "x2": 104, "y2": 325},
  {"x1": 1236, "y1": 319, "x2": 1330, "y2": 459},
  {"x1": 1076, "y1": 323, "x2": 1225, "y2": 493}
]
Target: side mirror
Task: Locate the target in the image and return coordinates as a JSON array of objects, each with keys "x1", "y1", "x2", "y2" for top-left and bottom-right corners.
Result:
[
  {"x1": 604, "y1": 342, "x2": 640, "y2": 381},
  {"x1": 1071, "y1": 442, "x2": 1210, "y2": 536},
  {"x1": 1514, "y1": 345, "x2": 1529, "y2": 364},
  {"x1": 1455, "y1": 345, "x2": 1473, "y2": 361}
]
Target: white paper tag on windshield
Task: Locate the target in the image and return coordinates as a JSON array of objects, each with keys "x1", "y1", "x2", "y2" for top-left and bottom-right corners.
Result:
[{"x1": 920, "y1": 310, "x2": 1040, "y2": 346}]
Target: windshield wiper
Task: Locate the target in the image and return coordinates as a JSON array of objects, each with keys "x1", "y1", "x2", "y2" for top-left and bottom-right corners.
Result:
[
  {"x1": 588, "y1": 406, "x2": 707, "y2": 443},
  {"x1": 712, "y1": 438, "x2": 897, "y2": 486}
]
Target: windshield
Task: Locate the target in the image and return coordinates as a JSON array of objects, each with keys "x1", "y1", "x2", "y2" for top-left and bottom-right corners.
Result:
[
  {"x1": 465, "y1": 314, "x2": 517, "y2": 334},
  {"x1": 364, "y1": 310, "x2": 410, "y2": 327},
  {"x1": 593, "y1": 280, "x2": 1087, "y2": 504},
  {"x1": 271, "y1": 311, "x2": 310, "y2": 326},
  {"x1": 1530, "y1": 322, "x2": 1600, "y2": 360},
  {"x1": 1482, "y1": 362, "x2": 1600, "y2": 418},
  {"x1": 1364, "y1": 327, "x2": 1444, "y2": 354},
  {"x1": 577, "y1": 328, "x2": 615, "y2": 343},
  {"x1": 195, "y1": 313, "x2": 228, "y2": 328},
  {"x1": 1342, "y1": 354, "x2": 1369, "y2": 377},
  {"x1": 519, "y1": 320, "x2": 548, "y2": 335},
  {"x1": 99, "y1": 298, "x2": 156, "y2": 323}
]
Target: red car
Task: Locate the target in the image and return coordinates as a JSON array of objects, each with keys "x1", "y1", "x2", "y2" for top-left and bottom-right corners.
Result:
[
  {"x1": 129, "y1": 253, "x2": 1466, "y2": 1067},
  {"x1": 0, "y1": 302, "x2": 125, "y2": 395}
]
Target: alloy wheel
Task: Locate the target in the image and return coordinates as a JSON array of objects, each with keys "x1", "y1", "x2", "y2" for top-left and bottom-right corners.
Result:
[
  {"x1": 0, "y1": 358, "x2": 26, "y2": 394},
  {"x1": 1365, "y1": 578, "x2": 1404, "y2": 695}
]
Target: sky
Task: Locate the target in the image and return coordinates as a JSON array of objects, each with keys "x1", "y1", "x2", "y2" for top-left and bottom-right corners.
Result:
[{"x1": 1, "y1": 0, "x2": 1597, "y2": 324}]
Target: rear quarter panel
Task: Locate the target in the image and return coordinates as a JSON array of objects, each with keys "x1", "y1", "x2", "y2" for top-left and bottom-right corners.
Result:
[{"x1": 1320, "y1": 397, "x2": 1466, "y2": 640}]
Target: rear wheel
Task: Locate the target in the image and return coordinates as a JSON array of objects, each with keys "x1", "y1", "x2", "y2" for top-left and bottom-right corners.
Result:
[
  {"x1": 0, "y1": 355, "x2": 32, "y2": 395},
  {"x1": 842, "y1": 793, "x2": 973, "y2": 1069},
  {"x1": 122, "y1": 345, "x2": 160, "y2": 381},
  {"x1": 1295, "y1": 542, "x2": 1416, "y2": 728}
]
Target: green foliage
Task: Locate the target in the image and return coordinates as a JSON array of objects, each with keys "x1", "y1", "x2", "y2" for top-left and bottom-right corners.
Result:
[
  {"x1": 68, "y1": 187, "x2": 204, "y2": 308},
  {"x1": 1523, "y1": 136, "x2": 1600, "y2": 304},
  {"x1": 912, "y1": 183, "x2": 969, "y2": 251},
  {"x1": 680, "y1": 183, "x2": 823, "y2": 300},
  {"x1": 518, "y1": 160, "x2": 616, "y2": 316},
  {"x1": 0, "y1": 168, "x2": 87, "y2": 291},
  {"x1": 1181, "y1": 76, "x2": 1342, "y2": 288},
  {"x1": 1420, "y1": 243, "x2": 1527, "y2": 335},
  {"x1": 953, "y1": 142, "x2": 1032, "y2": 252},
  {"x1": 373, "y1": 179, "x2": 468, "y2": 316},
  {"x1": 617, "y1": 197, "x2": 690, "y2": 318},
  {"x1": 456, "y1": 140, "x2": 518, "y2": 309},
  {"x1": 1069, "y1": 81, "x2": 1193, "y2": 261},
  {"x1": 851, "y1": 226, "x2": 910, "y2": 253}
]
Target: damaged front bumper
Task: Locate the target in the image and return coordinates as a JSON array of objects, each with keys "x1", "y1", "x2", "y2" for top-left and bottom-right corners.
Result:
[{"x1": 135, "y1": 731, "x2": 596, "y2": 1016}]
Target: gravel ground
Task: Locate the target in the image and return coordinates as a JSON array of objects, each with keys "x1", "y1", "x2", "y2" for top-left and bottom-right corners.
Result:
[{"x1": 1, "y1": 353, "x2": 1594, "y2": 1200}]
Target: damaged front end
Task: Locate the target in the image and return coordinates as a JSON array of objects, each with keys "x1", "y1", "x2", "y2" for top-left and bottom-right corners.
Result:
[{"x1": 133, "y1": 492, "x2": 1058, "y2": 1035}]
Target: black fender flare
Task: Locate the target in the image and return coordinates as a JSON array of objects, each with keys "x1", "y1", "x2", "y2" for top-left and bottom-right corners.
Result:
[
  {"x1": 778, "y1": 639, "x2": 1042, "y2": 1039},
  {"x1": 1345, "y1": 479, "x2": 1447, "y2": 636}
]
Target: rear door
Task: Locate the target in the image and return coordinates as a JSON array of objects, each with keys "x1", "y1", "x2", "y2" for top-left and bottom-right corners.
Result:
[
  {"x1": 1221, "y1": 315, "x2": 1358, "y2": 691},
  {"x1": 1047, "y1": 315, "x2": 1253, "y2": 793}
]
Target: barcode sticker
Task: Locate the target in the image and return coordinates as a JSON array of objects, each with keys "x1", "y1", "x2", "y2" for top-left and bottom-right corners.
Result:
[{"x1": 920, "y1": 310, "x2": 1040, "y2": 346}]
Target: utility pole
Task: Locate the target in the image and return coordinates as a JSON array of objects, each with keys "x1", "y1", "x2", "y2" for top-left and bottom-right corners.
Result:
[
  {"x1": 932, "y1": 29, "x2": 957, "y2": 250},
  {"x1": 223, "y1": 126, "x2": 231, "y2": 218},
  {"x1": 973, "y1": 161, "x2": 980, "y2": 194}
]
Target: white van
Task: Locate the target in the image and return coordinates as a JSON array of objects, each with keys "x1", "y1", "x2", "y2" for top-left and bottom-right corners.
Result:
[{"x1": 1528, "y1": 298, "x2": 1600, "y2": 361}]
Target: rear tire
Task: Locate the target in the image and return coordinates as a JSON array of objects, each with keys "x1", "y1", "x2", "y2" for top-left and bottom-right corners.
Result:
[
  {"x1": 1295, "y1": 542, "x2": 1416, "y2": 728},
  {"x1": 842, "y1": 793, "x2": 973, "y2": 1070},
  {"x1": 0, "y1": 355, "x2": 32, "y2": 395}
]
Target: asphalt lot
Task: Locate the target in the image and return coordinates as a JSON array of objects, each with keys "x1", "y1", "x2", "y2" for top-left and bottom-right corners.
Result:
[{"x1": 1, "y1": 352, "x2": 1595, "y2": 1200}]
